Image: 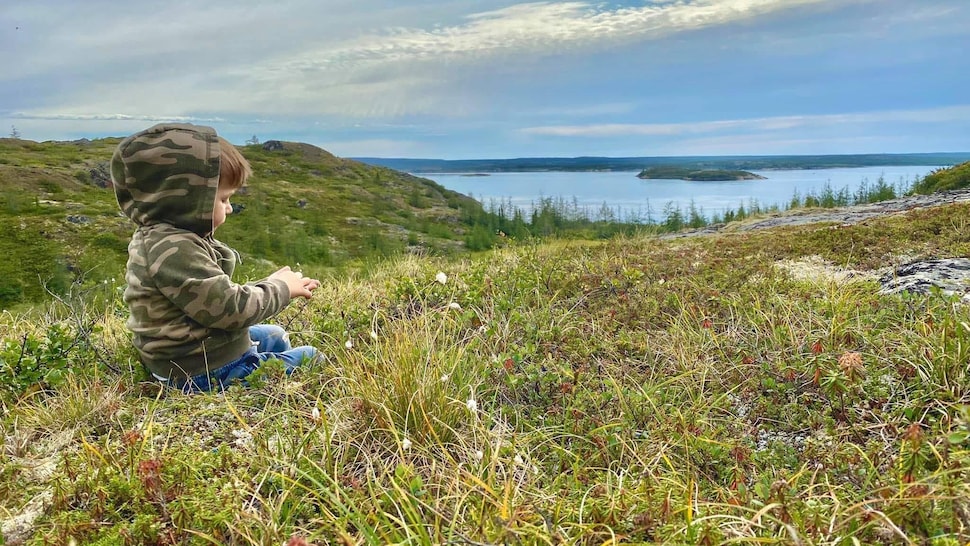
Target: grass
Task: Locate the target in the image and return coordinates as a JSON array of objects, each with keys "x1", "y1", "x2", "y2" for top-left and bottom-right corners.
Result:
[
  {"x1": 0, "y1": 137, "x2": 495, "y2": 309},
  {"x1": 2, "y1": 199, "x2": 970, "y2": 544}
]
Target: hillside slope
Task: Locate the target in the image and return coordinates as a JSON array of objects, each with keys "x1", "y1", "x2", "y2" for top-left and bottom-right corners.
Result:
[
  {"x1": 0, "y1": 137, "x2": 486, "y2": 306},
  {"x1": 910, "y1": 161, "x2": 970, "y2": 194}
]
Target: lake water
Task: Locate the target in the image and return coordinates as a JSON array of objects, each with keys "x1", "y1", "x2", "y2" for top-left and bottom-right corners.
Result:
[{"x1": 421, "y1": 166, "x2": 943, "y2": 221}]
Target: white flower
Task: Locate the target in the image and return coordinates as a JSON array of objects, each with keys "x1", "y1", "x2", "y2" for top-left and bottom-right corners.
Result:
[
  {"x1": 440, "y1": 373, "x2": 449, "y2": 382},
  {"x1": 401, "y1": 437, "x2": 412, "y2": 450},
  {"x1": 513, "y1": 454, "x2": 524, "y2": 465},
  {"x1": 231, "y1": 429, "x2": 253, "y2": 450},
  {"x1": 310, "y1": 407, "x2": 321, "y2": 422},
  {"x1": 345, "y1": 339, "x2": 353, "y2": 349},
  {"x1": 369, "y1": 330, "x2": 379, "y2": 341},
  {"x1": 466, "y1": 398, "x2": 478, "y2": 412},
  {"x1": 447, "y1": 302, "x2": 462, "y2": 311},
  {"x1": 435, "y1": 271, "x2": 448, "y2": 285},
  {"x1": 474, "y1": 450, "x2": 484, "y2": 461}
]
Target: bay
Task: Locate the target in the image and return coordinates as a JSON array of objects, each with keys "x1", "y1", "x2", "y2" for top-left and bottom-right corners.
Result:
[{"x1": 421, "y1": 166, "x2": 943, "y2": 221}]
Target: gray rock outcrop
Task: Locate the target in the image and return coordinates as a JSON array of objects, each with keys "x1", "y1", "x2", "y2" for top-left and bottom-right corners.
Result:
[
  {"x1": 89, "y1": 162, "x2": 111, "y2": 188},
  {"x1": 879, "y1": 258, "x2": 970, "y2": 301}
]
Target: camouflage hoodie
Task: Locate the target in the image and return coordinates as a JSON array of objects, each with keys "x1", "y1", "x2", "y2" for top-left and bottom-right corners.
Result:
[{"x1": 111, "y1": 123, "x2": 290, "y2": 381}]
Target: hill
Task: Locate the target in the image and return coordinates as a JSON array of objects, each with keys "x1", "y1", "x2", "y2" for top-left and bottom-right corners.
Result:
[{"x1": 0, "y1": 137, "x2": 488, "y2": 307}]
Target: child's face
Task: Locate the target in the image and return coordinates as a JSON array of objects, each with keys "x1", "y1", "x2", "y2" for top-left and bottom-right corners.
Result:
[{"x1": 212, "y1": 185, "x2": 235, "y2": 232}]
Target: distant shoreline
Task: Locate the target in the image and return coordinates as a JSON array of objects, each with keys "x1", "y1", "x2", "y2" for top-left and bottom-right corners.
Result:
[{"x1": 357, "y1": 152, "x2": 970, "y2": 174}]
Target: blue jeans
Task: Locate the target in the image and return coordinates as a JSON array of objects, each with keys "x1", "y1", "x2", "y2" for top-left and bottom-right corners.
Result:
[{"x1": 166, "y1": 324, "x2": 319, "y2": 393}]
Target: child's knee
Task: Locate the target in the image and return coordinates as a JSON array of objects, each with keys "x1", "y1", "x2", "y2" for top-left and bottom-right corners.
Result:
[
  {"x1": 250, "y1": 324, "x2": 290, "y2": 351},
  {"x1": 265, "y1": 324, "x2": 287, "y2": 340}
]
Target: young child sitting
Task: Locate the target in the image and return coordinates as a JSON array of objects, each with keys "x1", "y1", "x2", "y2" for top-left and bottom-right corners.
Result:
[{"x1": 111, "y1": 123, "x2": 321, "y2": 392}]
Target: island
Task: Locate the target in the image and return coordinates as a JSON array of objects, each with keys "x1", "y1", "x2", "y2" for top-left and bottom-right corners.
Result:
[{"x1": 637, "y1": 166, "x2": 766, "y2": 181}]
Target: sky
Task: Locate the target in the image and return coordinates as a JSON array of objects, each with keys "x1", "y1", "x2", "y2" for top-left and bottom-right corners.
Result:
[{"x1": 2, "y1": 0, "x2": 968, "y2": 159}]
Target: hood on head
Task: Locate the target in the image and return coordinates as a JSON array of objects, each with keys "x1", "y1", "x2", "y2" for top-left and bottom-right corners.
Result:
[{"x1": 111, "y1": 123, "x2": 222, "y2": 235}]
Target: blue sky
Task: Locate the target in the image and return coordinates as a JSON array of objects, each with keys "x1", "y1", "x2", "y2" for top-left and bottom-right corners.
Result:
[{"x1": 2, "y1": 0, "x2": 968, "y2": 159}]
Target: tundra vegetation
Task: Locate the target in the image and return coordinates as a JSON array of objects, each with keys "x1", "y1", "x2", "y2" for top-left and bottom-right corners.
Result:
[{"x1": 1, "y1": 139, "x2": 970, "y2": 544}]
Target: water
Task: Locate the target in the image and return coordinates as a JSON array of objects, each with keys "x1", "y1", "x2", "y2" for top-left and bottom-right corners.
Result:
[{"x1": 421, "y1": 166, "x2": 942, "y2": 221}]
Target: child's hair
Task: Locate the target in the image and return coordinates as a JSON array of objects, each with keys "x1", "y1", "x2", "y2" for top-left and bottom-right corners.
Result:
[{"x1": 218, "y1": 137, "x2": 252, "y2": 189}]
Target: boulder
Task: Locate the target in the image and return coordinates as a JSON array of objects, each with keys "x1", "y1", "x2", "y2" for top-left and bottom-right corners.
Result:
[
  {"x1": 89, "y1": 162, "x2": 111, "y2": 188},
  {"x1": 879, "y1": 258, "x2": 970, "y2": 301},
  {"x1": 66, "y1": 215, "x2": 92, "y2": 224},
  {"x1": 262, "y1": 140, "x2": 284, "y2": 151}
]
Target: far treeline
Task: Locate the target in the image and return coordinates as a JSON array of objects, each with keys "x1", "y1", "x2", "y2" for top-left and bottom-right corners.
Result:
[{"x1": 354, "y1": 152, "x2": 970, "y2": 173}]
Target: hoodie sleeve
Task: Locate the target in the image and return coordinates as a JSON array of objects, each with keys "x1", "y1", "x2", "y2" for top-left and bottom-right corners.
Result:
[{"x1": 146, "y1": 233, "x2": 291, "y2": 330}]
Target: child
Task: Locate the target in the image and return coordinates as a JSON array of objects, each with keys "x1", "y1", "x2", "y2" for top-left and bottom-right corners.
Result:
[{"x1": 111, "y1": 123, "x2": 321, "y2": 392}]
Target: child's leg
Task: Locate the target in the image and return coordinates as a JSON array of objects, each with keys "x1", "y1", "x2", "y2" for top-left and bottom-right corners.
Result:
[
  {"x1": 256, "y1": 345, "x2": 320, "y2": 375},
  {"x1": 249, "y1": 324, "x2": 291, "y2": 353},
  {"x1": 249, "y1": 324, "x2": 320, "y2": 374}
]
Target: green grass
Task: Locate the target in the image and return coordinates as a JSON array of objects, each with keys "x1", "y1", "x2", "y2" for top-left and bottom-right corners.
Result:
[
  {"x1": 0, "y1": 137, "x2": 496, "y2": 308},
  {"x1": 2, "y1": 201, "x2": 970, "y2": 544},
  {"x1": 911, "y1": 162, "x2": 970, "y2": 194}
]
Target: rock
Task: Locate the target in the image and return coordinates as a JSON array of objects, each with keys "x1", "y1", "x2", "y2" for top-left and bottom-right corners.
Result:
[
  {"x1": 66, "y1": 215, "x2": 92, "y2": 224},
  {"x1": 879, "y1": 258, "x2": 970, "y2": 301},
  {"x1": 262, "y1": 140, "x2": 284, "y2": 151},
  {"x1": 89, "y1": 162, "x2": 111, "y2": 188},
  {"x1": 1, "y1": 490, "x2": 52, "y2": 545},
  {"x1": 297, "y1": 199, "x2": 308, "y2": 209}
]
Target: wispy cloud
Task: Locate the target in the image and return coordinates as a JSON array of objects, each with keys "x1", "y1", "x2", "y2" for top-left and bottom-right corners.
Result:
[
  {"x1": 244, "y1": 0, "x2": 843, "y2": 116},
  {"x1": 293, "y1": 0, "x2": 840, "y2": 64},
  {"x1": 14, "y1": 0, "x2": 847, "y2": 120},
  {"x1": 7, "y1": 112, "x2": 232, "y2": 123},
  {"x1": 521, "y1": 105, "x2": 970, "y2": 138}
]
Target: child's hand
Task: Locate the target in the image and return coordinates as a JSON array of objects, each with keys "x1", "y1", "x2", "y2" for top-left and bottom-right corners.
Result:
[{"x1": 270, "y1": 266, "x2": 321, "y2": 299}]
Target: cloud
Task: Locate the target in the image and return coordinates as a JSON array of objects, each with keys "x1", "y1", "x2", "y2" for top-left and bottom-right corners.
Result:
[
  {"x1": 12, "y1": 0, "x2": 848, "y2": 120},
  {"x1": 307, "y1": 0, "x2": 841, "y2": 63},
  {"x1": 520, "y1": 105, "x2": 970, "y2": 138},
  {"x1": 8, "y1": 112, "x2": 233, "y2": 123},
  {"x1": 242, "y1": 0, "x2": 846, "y2": 116}
]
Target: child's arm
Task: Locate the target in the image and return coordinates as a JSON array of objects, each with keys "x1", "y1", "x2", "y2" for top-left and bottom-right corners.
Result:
[
  {"x1": 148, "y1": 236, "x2": 295, "y2": 330},
  {"x1": 269, "y1": 266, "x2": 320, "y2": 299}
]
